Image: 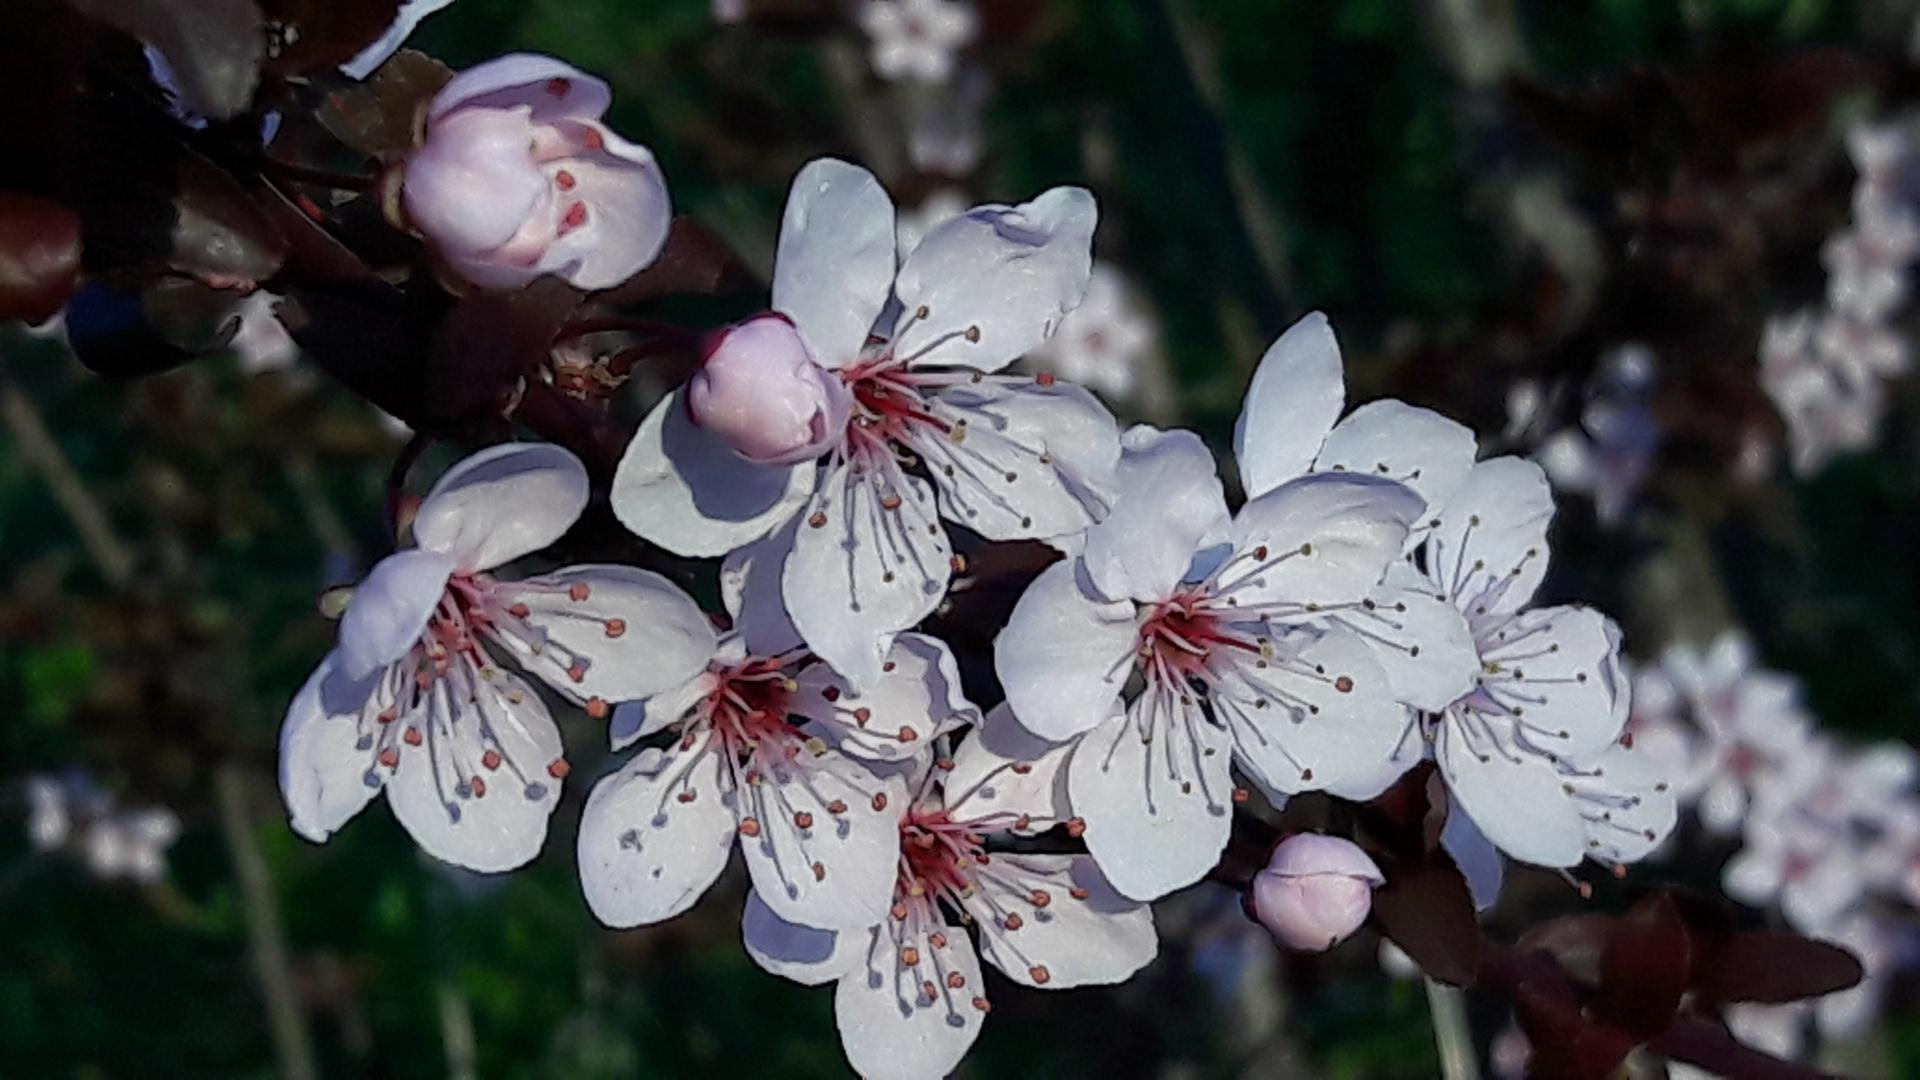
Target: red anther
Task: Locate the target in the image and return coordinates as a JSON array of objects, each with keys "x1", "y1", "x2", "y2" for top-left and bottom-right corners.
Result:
[
  {"x1": 949, "y1": 555, "x2": 967, "y2": 575},
  {"x1": 1619, "y1": 732, "x2": 1635, "y2": 748},
  {"x1": 1611, "y1": 864, "x2": 1627, "y2": 879},
  {"x1": 1252, "y1": 545, "x2": 1269, "y2": 560},
  {"x1": 1029, "y1": 889, "x2": 1051, "y2": 908},
  {"x1": 676, "y1": 790, "x2": 696, "y2": 803},
  {"x1": 947, "y1": 971, "x2": 966, "y2": 989},
  {"x1": 379, "y1": 748, "x2": 400, "y2": 768},
  {"x1": 852, "y1": 707, "x2": 872, "y2": 724},
  {"x1": 508, "y1": 603, "x2": 531, "y2": 618},
  {"x1": 808, "y1": 511, "x2": 828, "y2": 528},
  {"x1": 547, "y1": 759, "x2": 571, "y2": 779},
  {"x1": 922, "y1": 979, "x2": 938, "y2": 1000},
  {"x1": 872, "y1": 793, "x2": 889, "y2": 811},
  {"x1": 891, "y1": 902, "x2": 909, "y2": 920},
  {"x1": 544, "y1": 77, "x2": 571, "y2": 96},
  {"x1": 470, "y1": 776, "x2": 487, "y2": 797},
  {"x1": 900, "y1": 947, "x2": 921, "y2": 966},
  {"x1": 971, "y1": 996, "x2": 992, "y2": 1012},
  {"x1": 1010, "y1": 763, "x2": 1033, "y2": 775},
  {"x1": 879, "y1": 494, "x2": 903, "y2": 510},
  {"x1": 603, "y1": 619, "x2": 626, "y2": 638},
  {"x1": 1036, "y1": 371, "x2": 1056, "y2": 387},
  {"x1": 416, "y1": 670, "x2": 434, "y2": 689},
  {"x1": 568, "y1": 582, "x2": 591, "y2": 602},
  {"x1": 935, "y1": 758, "x2": 955, "y2": 771},
  {"x1": 826, "y1": 799, "x2": 848, "y2": 814},
  {"x1": 928, "y1": 932, "x2": 948, "y2": 949},
  {"x1": 1578, "y1": 881, "x2": 1595, "y2": 899},
  {"x1": 378, "y1": 709, "x2": 398, "y2": 725},
  {"x1": 1065, "y1": 817, "x2": 1086, "y2": 837},
  {"x1": 822, "y1": 685, "x2": 841, "y2": 702},
  {"x1": 482, "y1": 750, "x2": 503, "y2": 770},
  {"x1": 586, "y1": 697, "x2": 609, "y2": 719},
  {"x1": 581, "y1": 126, "x2": 604, "y2": 151},
  {"x1": 1028, "y1": 966, "x2": 1051, "y2": 985},
  {"x1": 793, "y1": 812, "x2": 814, "y2": 829},
  {"x1": 1334, "y1": 676, "x2": 1354, "y2": 693},
  {"x1": 1002, "y1": 913, "x2": 1023, "y2": 930},
  {"x1": 404, "y1": 727, "x2": 423, "y2": 747},
  {"x1": 567, "y1": 662, "x2": 587, "y2": 683},
  {"x1": 1231, "y1": 788, "x2": 1250, "y2": 803},
  {"x1": 293, "y1": 191, "x2": 326, "y2": 221},
  {"x1": 560, "y1": 202, "x2": 588, "y2": 234},
  {"x1": 913, "y1": 832, "x2": 938, "y2": 849},
  {"x1": 897, "y1": 726, "x2": 918, "y2": 742},
  {"x1": 554, "y1": 169, "x2": 577, "y2": 191},
  {"x1": 1068, "y1": 887, "x2": 1090, "y2": 900},
  {"x1": 812, "y1": 862, "x2": 826, "y2": 881},
  {"x1": 738, "y1": 817, "x2": 762, "y2": 837},
  {"x1": 1014, "y1": 815, "x2": 1031, "y2": 831}
]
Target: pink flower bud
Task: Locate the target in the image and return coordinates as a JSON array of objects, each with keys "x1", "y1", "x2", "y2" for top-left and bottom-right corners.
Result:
[
  {"x1": 687, "y1": 314, "x2": 851, "y2": 465},
  {"x1": 1247, "y1": 833, "x2": 1385, "y2": 952},
  {"x1": 403, "y1": 54, "x2": 671, "y2": 292}
]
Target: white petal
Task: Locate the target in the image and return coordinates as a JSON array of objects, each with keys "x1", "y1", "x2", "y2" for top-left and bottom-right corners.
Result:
[
  {"x1": 1439, "y1": 806, "x2": 1506, "y2": 911},
  {"x1": 784, "y1": 459, "x2": 951, "y2": 690},
  {"x1": 943, "y1": 704, "x2": 1073, "y2": 829},
  {"x1": 1215, "y1": 628, "x2": 1406, "y2": 796},
  {"x1": 611, "y1": 391, "x2": 814, "y2": 558},
  {"x1": 892, "y1": 187, "x2": 1098, "y2": 373},
  {"x1": 1578, "y1": 744, "x2": 1678, "y2": 864},
  {"x1": 915, "y1": 380, "x2": 1120, "y2": 542},
  {"x1": 577, "y1": 738, "x2": 736, "y2": 926},
  {"x1": 967, "y1": 854, "x2": 1157, "y2": 988},
  {"x1": 793, "y1": 633, "x2": 979, "y2": 762},
  {"x1": 994, "y1": 560, "x2": 1136, "y2": 741},
  {"x1": 495, "y1": 564, "x2": 717, "y2": 705},
  {"x1": 720, "y1": 530, "x2": 805, "y2": 656},
  {"x1": 1081, "y1": 426, "x2": 1230, "y2": 604},
  {"x1": 1225, "y1": 473, "x2": 1423, "y2": 608},
  {"x1": 1325, "y1": 569, "x2": 1478, "y2": 712},
  {"x1": 386, "y1": 668, "x2": 564, "y2": 873},
  {"x1": 1315, "y1": 399, "x2": 1478, "y2": 521},
  {"x1": 339, "y1": 0, "x2": 460, "y2": 79},
  {"x1": 1425, "y1": 457, "x2": 1553, "y2": 621},
  {"x1": 1436, "y1": 716, "x2": 1587, "y2": 868},
  {"x1": 834, "y1": 922, "x2": 987, "y2": 1080},
  {"x1": 773, "y1": 159, "x2": 898, "y2": 366},
  {"x1": 428, "y1": 53, "x2": 612, "y2": 124},
  {"x1": 1477, "y1": 605, "x2": 1629, "y2": 760},
  {"x1": 736, "y1": 755, "x2": 906, "y2": 932},
  {"x1": 1068, "y1": 698, "x2": 1235, "y2": 901},
  {"x1": 337, "y1": 548, "x2": 453, "y2": 680},
  {"x1": 611, "y1": 665, "x2": 720, "y2": 752},
  {"x1": 1233, "y1": 312, "x2": 1345, "y2": 499},
  {"x1": 279, "y1": 655, "x2": 382, "y2": 843},
  {"x1": 533, "y1": 125, "x2": 672, "y2": 291},
  {"x1": 413, "y1": 443, "x2": 589, "y2": 572},
  {"x1": 742, "y1": 889, "x2": 858, "y2": 986}
]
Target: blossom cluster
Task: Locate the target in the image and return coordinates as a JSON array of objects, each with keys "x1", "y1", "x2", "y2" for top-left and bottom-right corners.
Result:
[
  {"x1": 1630, "y1": 632, "x2": 1920, "y2": 1053},
  {"x1": 25, "y1": 772, "x2": 181, "y2": 884}
]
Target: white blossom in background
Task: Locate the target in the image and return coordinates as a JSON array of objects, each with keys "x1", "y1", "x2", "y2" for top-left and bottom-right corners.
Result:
[
  {"x1": 225, "y1": 291, "x2": 302, "y2": 375},
  {"x1": 280, "y1": 444, "x2": 716, "y2": 872},
  {"x1": 613, "y1": 158, "x2": 1118, "y2": 690},
  {"x1": 903, "y1": 67, "x2": 988, "y2": 175},
  {"x1": 893, "y1": 188, "x2": 969, "y2": 259},
  {"x1": 1535, "y1": 344, "x2": 1660, "y2": 525},
  {"x1": 741, "y1": 711, "x2": 1156, "y2": 1080},
  {"x1": 1658, "y1": 632, "x2": 1813, "y2": 836},
  {"x1": 857, "y1": 0, "x2": 978, "y2": 84},
  {"x1": 1023, "y1": 262, "x2": 1155, "y2": 403},
  {"x1": 25, "y1": 773, "x2": 182, "y2": 884}
]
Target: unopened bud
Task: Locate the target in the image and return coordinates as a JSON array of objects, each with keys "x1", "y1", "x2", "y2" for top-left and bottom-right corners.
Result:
[
  {"x1": 1247, "y1": 833, "x2": 1384, "y2": 952},
  {"x1": 687, "y1": 314, "x2": 850, "y2": 465}
]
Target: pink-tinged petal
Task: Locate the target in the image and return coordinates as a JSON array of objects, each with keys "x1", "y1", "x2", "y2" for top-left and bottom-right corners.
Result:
[
  {"x1": 1224, "y1": 473, "x2": 1423, "y2": 608},
  {"x1": 719, "y1": 531, "x2": 805, "y2": 656},
  {"x1": 494, "y1": 564, "x2": 716, "y2": 705},
  {"x1": 737, "y1": 757, "x2": 905, "y2": 932},
  {"x1": 915, "y1": 380, "x2": 1120, "y2": 542},
  {"x1": 577, "y1": 737, "x2": 735, "y2": 926},
  {"x1": 892, "y1": 186, "x2": 1097, "y2": 373},
  {"x1": 339, "y1": 0, "x2": 460, "y2": 79},
  {"x1": 1315, "y1": 399, "x2": 1478, "y2": 523},
  {"x1": 1436, "y1": 718, "x2": 1587, "y2": 868},
  {"x1": 1439, "y1": 805, "x2": 1505, "y2": 911},
  {"x1": 793, "y1": 634, "x2": 979, "y2": 762},
  {"x1": 611, "y1": 664, "x2": 721, "y2": 752},
  {"x1": 690, "y1": 315, "x2": 850, "y2": 466},
  {"x1": 1264, "y1": 832, "x2": 1386, "y2": 883},
  {"x1": 386, "y1": 668, "x2": 564, "y2": 873},
  {"x1": 429, "y1": 53, "x2": 612, "y2": 124},
  {"x1": 834, "y1": 922, "x2": 987, "y2": 1080},
  {"x1": 1476, "y1": 605, "x2": 1629, "y2": 760},
  {"x1": 742, "y1": 889, "x2": 858, "y2": 986},
  {"x1": 1081, "y1": 426, "x2": 1230, "y2": 604},
  {"x1": 1216, "y1": 628, "x2": 1404, "y2": 797},
  {"x1": 942, "y1": 704, "x2": 1072, "y2": 830},
  {"x1": 1068, "y1": 698, "x2": 1235, "y2": 901},
  {"x1": 1233, "y1": 312, "x2": 1345, "y2": 498},
  {"x1": 1326, "y1": 565, "x2": 1478, "y2": 712},
  {"x1": 279, "y1": 655, "x2": 382, "y2": 843},
  {"x1": 337, "y1": 548, "x2": 454, "y2": 679},
  {"x1": 413, "y1": 443, "x2": 589, "y2": 572},
  {"x1": 611, "y1": 390, "x2": 813, "y2": 557},
  {"x1": 967, "y1": 853, "x2": 1157, "y2": 987},
  {"x1": 783, "y1": 460, "x2": 950, "y2": 690},
  {"x1": 529, "y1": 124, "x2": 671, "y2": 290},
  {"x1": 994, "y1": 560, "x2": 1135, "y2": 742},
  {"x1": 403, "y1": 107, "x2": 549, "y2": 260},
  {"x1": 1425, "y1": 456, "x2": 1553, "y2": 621},
  {"x1": 772, "y1": 159, "x2": 897, "y2": 367}
]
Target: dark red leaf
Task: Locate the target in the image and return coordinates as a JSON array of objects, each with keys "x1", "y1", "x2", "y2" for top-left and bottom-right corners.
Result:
[
  {"x1": 70, "y1": 0, "x2": 263, "y2": 121},
  {"x1": 316, "y1": 49, "x2": 451, "y2": 159},
  {"x1": 1594, "y1": 893, "x2": 1692, "y2": 1040},
  {"x1": 1516, "y1": 914, "x2": 1616, "y2": 988},
  {"x1": 425, "y1": 277, "x2": 584, "y2": 430},
  {"x1": 0, "y1": 191, "x2": 81, "y2": 323},
  {"x1": 1651, "y1": 1017, "x2": 1840, "y2": 1080},
  {"x1": 64, "y1": 280, "x2": 196, "y2": 377},
  {"x1": 1367, "y1": 848, "x2": 1481, "y2": 987},
  {"x1": 1492, "y1": 945, "x2": 1637, "y2": 1080},
  {"x1": 1695, "y1": 932, "x2": 1864, "y2": 1006},
  {"x1": 596, "y1": 217, "x2": 753, "y2": 305}
]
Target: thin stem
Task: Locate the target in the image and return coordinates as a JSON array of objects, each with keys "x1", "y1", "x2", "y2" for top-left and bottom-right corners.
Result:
[
  {"x1": 215, "y1": 763, "x2": 318, "y2": 1080},
  {"x1": 1425, "y1": 977, "x2": 1481, "y2": 1080},
  {"x1": 0, "y1": 360, "x2": 135, "y2": 587}
]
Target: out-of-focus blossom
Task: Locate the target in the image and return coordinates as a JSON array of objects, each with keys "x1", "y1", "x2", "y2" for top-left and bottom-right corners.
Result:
[
  {"x1": 1759, "y1": 312, "x2": 1888, "y2": 476},
  {"x1": 712, "y1": 0, "x2": 747, "y2": 22},
  {"x1": 340, "y1": 0, "x2": 461, "y2": 80},
  {"x1": 1246, "y1": 833, "x2": 1383, "y2": 951},
  {"x1": 903, "y1": 67, "x2": 987, "y2": 174},
  {"x1": 225, "y1": 291, "x2": 301, "y2": 375},
  {"x1": 857, "y1": 0, "x2": 978, "y2": 83},
  {"x1": 280, "y1": 444, "x2": 714, "y2": 872},
  {"x1": 403, "y1": 54, "x2": 671, "y2": 292},
  {"x1": 1024, "y1": 263, "x2": 1154, "y2": 402},
  {"x1": 1535, "y1": 344, "x2": 1659, "y2": 525},
  {"x1": 25, "y1": 773, "x2": 182, "y2": 884},
  {"x1": 1660, "y1": 632, "x2": 1812, "y2": 836}
]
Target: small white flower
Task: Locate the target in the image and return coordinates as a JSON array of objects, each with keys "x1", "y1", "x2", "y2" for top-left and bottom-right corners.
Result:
[
  {"x1": 1024, "y1": 263, "x2": 1154, "y2": 402},
  {"x1": 1759, "y1": 312, "x2": 1887, "y2": 475},
  {"x1": 1659, "y1": 631, "x2": 1812, "y2": 835},
  {"x1": 857, "y1": 0, "x2": 978, "y2": 83},
  {"x1": 279, "y1": 443, "x2": 715, "y2": 872}
]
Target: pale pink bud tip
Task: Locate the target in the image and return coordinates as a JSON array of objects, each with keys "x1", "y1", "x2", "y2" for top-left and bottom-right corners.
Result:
[
  {"x1": 687, "y1": 314, "x2": 851, "y2": 465},
  {"x1": 1248, "y1": 833, "x2": 1385, "y2": 952}
]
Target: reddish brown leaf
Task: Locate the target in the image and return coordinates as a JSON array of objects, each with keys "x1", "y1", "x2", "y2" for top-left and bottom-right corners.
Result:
[
  {"x1": 1594, "y1": 893, "x2": 1692, "y2": 1040},
  {"x1": 1367, "y1": 848, "x2": 1480, "y2": 987},
  {"x1": 596, "y1": 218, "x2": 753, "y2": 305},
  {"x1": 316, "y1": 49, "x2": 450, "y2": 159},
  {"x1": 1651, "y1": 1017, "x2": 1840, "y2": 1080},
  {"x1": 0, "y1": 191, "x2": 81, "y2": 323},
  {"x1": 1694, "y1": 932, "x2": 1864, "y2": 1006}
]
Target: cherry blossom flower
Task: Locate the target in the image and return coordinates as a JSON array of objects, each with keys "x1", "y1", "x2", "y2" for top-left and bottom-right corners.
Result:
[
  {"x1": 26, "y1": 773, "x2": 182, "y2": 883},
  {"x1": 1535, "y1": 344, "x2": 1660, "y2": 526},
  {"x1": 403, "y1": 54, "x2": 671, "y2": 292},
  {"x1": 578, "y1": 562, "x2": 980, "y2": 933},
  {"x1": 279, "y1": 444, "x2": 715, "y2": 872},
  {"x1": 740, "y1": 711, "x2": 1157, "y2": 1080},
  {"x1": 1654, "y1": 632, "x2": 1814, "y2": 835},
  {"x1": 857, "y1": 0, "x2": 978, "y2": 83},
  {"x1": 1759, "y1": 312, "x2": 1886, "y2": 475},
  {"x1": 1024, "y1": 262, "x2": 1156, "y2": 402},
  {"x1": 1247, "y1": 833, "x2": 1384, "y2": 951},
  {"x1": 612, "y1": 158, "x2": 1118, "y2": 688}
]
